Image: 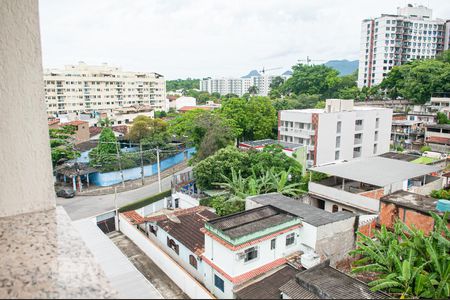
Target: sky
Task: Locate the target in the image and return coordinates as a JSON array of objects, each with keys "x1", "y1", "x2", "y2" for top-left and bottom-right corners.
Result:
[{"x1": 39, "y1": 0, "x2": 450, "y2": 80}]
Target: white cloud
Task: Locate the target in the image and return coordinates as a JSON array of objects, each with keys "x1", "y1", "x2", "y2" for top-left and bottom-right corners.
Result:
[{"x1": 39, "y1": 0, "x2": 450, "y2": 79}]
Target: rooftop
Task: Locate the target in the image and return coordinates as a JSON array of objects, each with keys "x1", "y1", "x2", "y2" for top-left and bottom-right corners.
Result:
[
  {"x1": 379, "y1": 152, "x2": 418, "y2": 162},
  {"x1": 426, "y1": 136, "x2": 450, "y2": 145},
  {"x1": 280, "y1": 261, "x2": 388, "y2": 299},
  {"x1": 147, "y1": 206, "x2": 217, "y2": 255},
  {"x1": 247, "y1": 194, "x2": 354, "y2": 227},
  {"x1": 310, "y1": 156, "x2": 440, "y2": 187},
  {"x1": 281, "y1": 106, "x2": 387, "y2": 114},
  {"x1": 426, "y1": 123, "x2": 450, "y2": 130},
  {"x1": 235, "y1": 264, "x2": 299, "y2": 299},
  {"x1": 178, "y1": 106, "x2": 214, "y2": 112},
  {"x1": 207, "y1": 205, "x2": 299, "y2": 240},
  {"x1": 392, "y1": 120, "x2": 423, "y2": 126},
  {"x1": 239, "y1": 139, "x2": 303, "y2": 150},
  {"x1": 381, "y1": 190, "x2": 446, "y2": 216}
]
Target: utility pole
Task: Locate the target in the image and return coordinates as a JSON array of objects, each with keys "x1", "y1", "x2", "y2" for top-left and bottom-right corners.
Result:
[
  {"x1": 115, "y1": 141, "x2": 125, "y2": 188},
  {"x1": 156, "y1": 146, "x2": 162, "y2": 192},
  {"x1": 140, "y1": 141, "x2": 144, "y2": 186}
]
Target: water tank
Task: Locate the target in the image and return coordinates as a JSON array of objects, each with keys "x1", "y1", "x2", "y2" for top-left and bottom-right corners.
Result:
[{"x1": 436, "y1": 199, "x2": 450, "y2": 212}]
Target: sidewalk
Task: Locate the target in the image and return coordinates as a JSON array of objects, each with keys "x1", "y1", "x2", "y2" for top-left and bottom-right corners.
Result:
[{"x1": 78, "y1": 161, "x2": 189, "y2": 196}]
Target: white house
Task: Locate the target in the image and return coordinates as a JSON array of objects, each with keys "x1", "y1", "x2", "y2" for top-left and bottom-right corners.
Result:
[
  {"x1": 279, "y1": 99, "x2": 392, "y2": 168},
  {"x1": 168, "y1": 96, "x2": 197, "y2": 111}
]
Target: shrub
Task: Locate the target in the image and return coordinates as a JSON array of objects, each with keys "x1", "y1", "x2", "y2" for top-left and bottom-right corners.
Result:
[
  {"x1": 118, "y1": 190, "x2": 171, "y2": 212},
  {"x1": 420, "y1": 145, "x2": 432, "y2": 153},
  {"x1": 430, "y1": 189, "x2": 450, "y2": 200}
]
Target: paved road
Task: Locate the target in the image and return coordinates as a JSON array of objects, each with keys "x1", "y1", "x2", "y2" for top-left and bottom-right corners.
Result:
[{"x1": 57, "y1": 175, "x2": 173, "y2": 221}]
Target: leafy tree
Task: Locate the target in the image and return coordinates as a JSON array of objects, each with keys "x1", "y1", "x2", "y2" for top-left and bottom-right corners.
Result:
[
  {"x1": 245, "y1": 97, "x2": 277, "y2": 140},
  {"x1": 193, "y1": 146, "x2": 249, "y2": 189},
  {"x1": 314, "y1": 100, "x2": 325, "y2": 109},
  {"x1": 89, "y1": 128, "x2": 119, "y2": 169},
  {"x1": 166, "y1": 78, "x2": 200, "y2": 91},
  {"x1": 436, "y1": 112, "x2": 450, "y2": 125},
  {"x1": 269, "y1": 76, "x2": 285, "y2": 90},
  {"x1": 220, "y1": 97, "x2": 247, "y2": 139},
  {"x1": 154, "y1": 111, "x2": 167, "y2": 118},
  {"x1": 420, "y1": 145, "x2": 432, "y2": 153},
  {"x1": 350, "y1": 212, "x2": 450, "y2": 299},
  {"x1": 49, "y1": 125, "x2": 80, "y2": 166},
  {"x1": 206, "y1": 196, "x2": 245, "y2": 216},
  {"x1": 282, "y1": 64, "x2": 340, "y2": 96},
  {"x1": 380, "y1": 53, "x2": 450, "y2": 104},
  {"x1": 127, "y1": 116, "x2": 168, "y2": 142}
]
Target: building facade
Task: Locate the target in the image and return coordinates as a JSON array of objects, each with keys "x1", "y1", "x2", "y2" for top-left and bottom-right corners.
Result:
[
  {"x1": 44, "y1": 62, "x2": 167, "y2": 114},
  {"x1": 279, "y1": 99, "x2": 392, "y2": 167},
  {"x1": 200, "y1": 72, "x2": 291, "y2": 97},
  {"x1": 357, "y1": 4, "x2": 449, "y2": 88}
]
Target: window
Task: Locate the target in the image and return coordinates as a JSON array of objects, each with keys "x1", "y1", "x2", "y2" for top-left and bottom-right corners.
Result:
[
  {"x1": 286, "y1": 233, "x2": 295, "y2": 246},
  {"x1": 375, "y1": 117, "x2": 380, "y2": 128},
  {"x1": 149, "y1": 225, "x2": 157, "y2": 236},
  {"x1": 354, "y1": 133, "x2": 362, "y2": 144},
  {"x1": 336, "y1": 121, "x2": 342, "y2": 134},
  {"x1": 373, "y1": 143, "x2": 378, "y2": 154},
  {"x1": 189, "y1": 255, "x2": 197, "y2": 269},
  {"x1": 335, "y1": 150, "x2": 340, "y2": 160},
  {"x1": 167, "y1": 237, "x2": 179, "y2": 255},
  {"x1": 374, "y1": 131, "x2": 379, "y2": 141},
  {"x1": 214, "y1": 275, "x2": 224, "y2": 292},
  {"x1": 353, "y1": 146, "x2": 362, "y2": 158},
  {"x1": 270, "y1": 238, "x2": 276, "y2": 250},
  {"x1": 335, "y1": 136, "x2": 341, "y2": 148},
  {"x1": 244, "y1": 247, "x2": 258, "y2": 262},
  {"x1": 332, "y1": 205, "x2": 339, "y2": 213}
]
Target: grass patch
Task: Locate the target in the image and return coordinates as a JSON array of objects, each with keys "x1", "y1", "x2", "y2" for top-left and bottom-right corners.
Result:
[
  {"x1": 118, "y1": 190, "x2": 172, "y2": 212},
  {"x1": 411, "y1": 156, "x2": 438, "y2": 165}
]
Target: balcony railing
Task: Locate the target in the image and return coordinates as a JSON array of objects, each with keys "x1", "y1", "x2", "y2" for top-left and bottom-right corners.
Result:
[{"x1": 279, "y1": 126, "x2": 315, "y2": 137}]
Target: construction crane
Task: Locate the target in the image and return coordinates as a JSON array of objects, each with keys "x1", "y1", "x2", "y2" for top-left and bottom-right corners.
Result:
[
  {"x1": 297, "y1": 56, "x2": 325, "y2": 65},
  {"x1": 259, "y1": 66, "x2": 282, "y2": 74}
]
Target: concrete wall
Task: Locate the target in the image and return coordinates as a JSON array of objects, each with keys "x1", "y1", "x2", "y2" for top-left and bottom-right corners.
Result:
[
  {"x1": 409, "y1": 177, "x2": 444, "y2": 195},
  {"x1": 315, "y1": 218, "x2": 356, "y2": 265},
  {"x1": 0, "y1": 0, "x2": 55, "y2": 217},
  {"x1": 89, "y1": 148, "x2": 195, "y2": 186},
  {"x1": 119, "y1": 214, "x2": 214, "y2": 299},
  {"x1": 145, "y1": 224, "x2": 205, "y2": 282}
]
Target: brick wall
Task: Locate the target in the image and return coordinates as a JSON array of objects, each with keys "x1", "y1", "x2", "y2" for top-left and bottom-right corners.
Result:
[
  {"x1": 379, "y1": 202, "x2": 398, "y2": 229},
  {"x1": 360, "y1": 188, "x2": 385, "y2": 200},
  {"x1": 358, "y1": 219, "x2": 377, "y2": 238}
]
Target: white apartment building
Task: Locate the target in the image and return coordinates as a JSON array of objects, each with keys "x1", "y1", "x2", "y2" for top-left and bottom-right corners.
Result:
[
  {"x1": 44, "y1": 62, "x2": 168, "y2": 114},
  {"x1": 279, "y1": 99, "x2": 392, "y2": 167},
  {"x1": 200, "y1": 71, "x2": 291, "y2": 97},
  {"x1": 357, "y1": 4, "x2": 450, "y2": 88}
]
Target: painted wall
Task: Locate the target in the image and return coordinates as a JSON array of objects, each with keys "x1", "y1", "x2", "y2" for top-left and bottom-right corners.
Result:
[
  {"x1": 0, "y1": 0, "x2": 56, "y2": 217},
  {"x1": 119, "y1": 214, "x2": 214, "y2": 299},
  {"x1": 90, "y1": 147, "x2": 195, "y2": 186},
  {"x1": 145, "y1": 224, "x2": 205, "y2": 282}
]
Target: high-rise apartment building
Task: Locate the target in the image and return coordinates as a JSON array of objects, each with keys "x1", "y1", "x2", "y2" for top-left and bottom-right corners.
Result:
[
  {"x1": 44, "y1": 62, "x2": 167, "y2": 114},
  {"x1": 279, "y1": 99, "x2": 392, "y2": 168},
  {"x1": 357, "y1": 4, "x2": 450, "y2": 88},
  {"x1": 200, "y1": 71, "x2": 291, "y2": 97}
]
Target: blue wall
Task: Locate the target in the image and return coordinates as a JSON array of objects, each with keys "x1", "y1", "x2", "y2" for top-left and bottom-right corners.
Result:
[{"x1": 89, "y1": 147, "x2": 196, "y2": 186}]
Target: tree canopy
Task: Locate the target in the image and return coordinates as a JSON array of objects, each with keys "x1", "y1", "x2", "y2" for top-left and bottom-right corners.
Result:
[
  {"x1": 49, "y1": 125, "x2": 80, "y2": 166},
  {"x1": 380, "y1": 51, "x2": 450, "y2": 104}
]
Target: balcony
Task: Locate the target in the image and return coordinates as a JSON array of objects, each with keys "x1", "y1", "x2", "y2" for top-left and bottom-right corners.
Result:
[
  {"x1": 279, "y1": 126, "x2": 315, "y2": 137},
  {"x1": 309, "y1": 177, "x2": 382, "y2": 213}
]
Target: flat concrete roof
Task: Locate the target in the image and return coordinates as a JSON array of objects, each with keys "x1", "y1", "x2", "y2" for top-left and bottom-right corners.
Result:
[
  {"x1": 381, "y1": 190, "x2": 446, "y2": 216},
  {"x1": 310, "y1": 157, "x2": 440, "y2": 187},
  {"x1": 73, "y1": 218, "x2": 163, "y2": 299}
]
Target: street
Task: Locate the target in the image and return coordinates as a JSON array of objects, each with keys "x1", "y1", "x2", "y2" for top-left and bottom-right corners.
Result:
[{"x1": 57, "y1": 175, "x2": 173, "y2": 221}]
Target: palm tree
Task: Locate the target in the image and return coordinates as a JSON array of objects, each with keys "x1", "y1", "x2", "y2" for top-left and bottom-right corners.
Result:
[{"x1": 248, "y1": 85, "x2": 259, "y2": 95}]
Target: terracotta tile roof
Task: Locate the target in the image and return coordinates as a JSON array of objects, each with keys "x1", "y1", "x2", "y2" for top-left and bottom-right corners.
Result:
[
  {"x1": 202, "y1": 255, "x2": 287, "y2": 285},
  {"x1": 48, "y1": 119, "x2": 60, "y2": 125},
  {"x1": 122, "y1": 210, "x2": 146, "y2": 225},
  {"x1": 178, "y1": 106, "x2": 213, "y2": 112},
  {"x1": 201, "y1": 224, "x2": 302, "y2": 251},
  {"x1": 426, "y1": 136, "x2": 450, "y2": 145},
  {"x1": 64, "y1": 120, "x2": 89, "y2": 126},
  {"x1": 89, "y1": 126, "x2": 128, "y2": 137}
]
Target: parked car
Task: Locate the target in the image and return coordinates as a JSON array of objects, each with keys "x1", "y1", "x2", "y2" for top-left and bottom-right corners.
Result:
[{"x1": 56, "y1": 188, "x2": 75, "y2": 198}]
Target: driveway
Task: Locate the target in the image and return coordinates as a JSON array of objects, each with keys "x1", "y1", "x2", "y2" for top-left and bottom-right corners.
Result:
[{"x1": 57, "y1": 174, "x2": 174, "y2": 221}]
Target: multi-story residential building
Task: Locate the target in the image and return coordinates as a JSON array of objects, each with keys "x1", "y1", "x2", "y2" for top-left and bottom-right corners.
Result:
[
  {"x1": 425, "y1": 123, "x2": 450, "y2": 153},
  {"x1": 357, "y1": 4, "x2": 449, "y2": 88},
  {"x1": 44, "y1": 62, "x2": 167, "y2": 114},
  {"x1": 200, "y1": 71, "x2": 291, "y2": 97},
  {"x1": 391, "y1": 119, "x2": 425, "y2": 149},
  {"x1": 279, "y1": 99, "x2": 392, "y2": 167}
]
